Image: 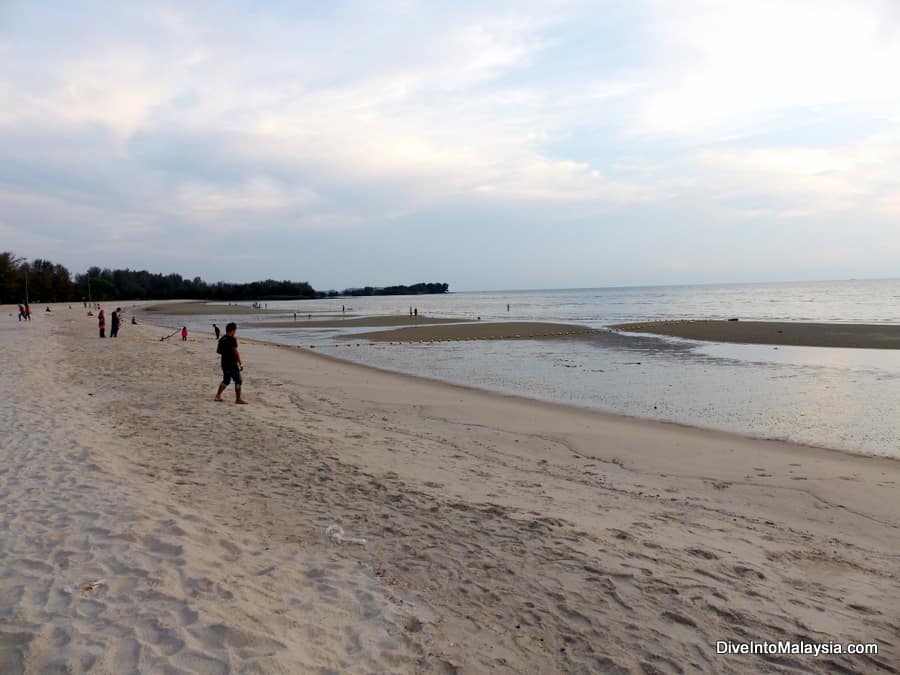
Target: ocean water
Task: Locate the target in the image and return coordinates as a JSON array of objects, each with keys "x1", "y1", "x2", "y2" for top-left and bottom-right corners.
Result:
[{"x1": 162, "y1": 279, "x2": 900, "y2": 458}]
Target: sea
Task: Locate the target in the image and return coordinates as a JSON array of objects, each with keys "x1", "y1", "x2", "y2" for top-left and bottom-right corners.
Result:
[{"x1": 162, "y1": 279, "x2": 900, "y2": 459}]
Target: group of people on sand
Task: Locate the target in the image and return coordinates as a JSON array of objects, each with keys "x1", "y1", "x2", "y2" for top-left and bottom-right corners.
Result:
[
  {"x1": 90, "y1": 309, "x2": 246, "y2": 404},
  {"x1": 17, "y1": 303, "x2": 31, "y2": 321},
  {"x1": 96, "y1": 307, "x2": 125, "y2": 338}
]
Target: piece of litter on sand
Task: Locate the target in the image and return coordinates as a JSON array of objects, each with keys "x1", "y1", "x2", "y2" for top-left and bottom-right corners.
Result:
[
  {"x1": 63, "y1": 579, "x2": 105, "y2": 594},
  {"x1": 326, "y1": 524, "x2": 366, "y2": 546}
]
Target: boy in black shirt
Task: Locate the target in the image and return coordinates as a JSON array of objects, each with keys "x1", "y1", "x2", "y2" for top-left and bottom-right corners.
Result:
[{"x1": 214, "y1": 322, "x2": 247, "y2": 404}]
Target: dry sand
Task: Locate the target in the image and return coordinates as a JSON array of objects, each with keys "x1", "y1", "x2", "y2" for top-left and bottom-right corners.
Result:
[
  {"x1": 351, "y1": 321, "x2": 594, "y2": 342},
  {"x1": 246, "y1": 316, "x2": 467, "y2": 329},
  {"x1": 614, "y1": 320, "x2": 900, "y2": 349},
  {"x1": 2, "y1": 304, "x2": 899, "y2": 673}
]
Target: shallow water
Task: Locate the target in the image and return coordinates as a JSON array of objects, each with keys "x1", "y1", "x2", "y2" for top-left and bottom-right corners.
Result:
[{"x1": 153, "y1": 279, "x2": 900, "y2": 458}]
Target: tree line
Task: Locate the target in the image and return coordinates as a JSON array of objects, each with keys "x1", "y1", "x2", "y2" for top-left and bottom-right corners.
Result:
[
  {"x1": 1, "y1": 252, "x2": 449, "y2": 304},
  {"x1": 342, "y1": 282, "x2": 449, "y2": 296},
  {"x1": 0, "y1": 252, "x2": 317, "y2": 304}
]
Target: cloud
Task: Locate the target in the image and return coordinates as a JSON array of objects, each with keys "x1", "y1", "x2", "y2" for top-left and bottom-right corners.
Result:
[
  {"x1": 637, "y1": 0, "x2": 900, "y2": 138},
  {"x1": 1, "y1": 0, "x2": 899, "y2": 286},
  {"x1": 693, "y1": 132, "x2": 900, "y2": 216}
]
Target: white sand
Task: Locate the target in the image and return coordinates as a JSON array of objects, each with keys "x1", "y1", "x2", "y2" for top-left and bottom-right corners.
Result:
[{"x1": 2, "y1": 304, "x2": 898, "y2": 673}]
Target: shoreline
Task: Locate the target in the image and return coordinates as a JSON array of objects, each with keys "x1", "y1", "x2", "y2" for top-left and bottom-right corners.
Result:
[
  {"x1": 158, "y1": 316, "x2": 900, "y2": 479},
  {"x1": 231, "y1": 324, "x2": 895, "y2": 463},
  {"x1": 5, "y1": 305, "x2": 899, "y2": 672}
]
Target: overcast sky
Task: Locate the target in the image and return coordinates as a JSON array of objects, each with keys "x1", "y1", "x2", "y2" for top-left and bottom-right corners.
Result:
[{"x1": 2, "y1": 1, "x2": 899, "y2": 291}]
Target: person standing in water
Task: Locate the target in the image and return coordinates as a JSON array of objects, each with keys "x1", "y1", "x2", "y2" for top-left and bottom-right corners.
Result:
[{"x1": 214, "y1": 322, "x2": 246, "y2": 404}]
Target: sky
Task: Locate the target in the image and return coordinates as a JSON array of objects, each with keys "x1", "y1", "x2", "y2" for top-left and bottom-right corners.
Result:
[{"x1": 1, "y1": 0, "x2": 899, "y2": 291}]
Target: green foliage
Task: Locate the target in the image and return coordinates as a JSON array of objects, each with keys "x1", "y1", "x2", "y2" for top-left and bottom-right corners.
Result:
[
  {"x1": 72, "y1": 268, "x2": 318, "y2": 301},
  {"x1": 0, "y1": 252, "x2": 75, "y2": 304}
]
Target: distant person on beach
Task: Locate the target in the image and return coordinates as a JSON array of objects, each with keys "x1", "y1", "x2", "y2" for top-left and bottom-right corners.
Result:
[
  {"x1": 214, "y1": 322, "x2": 246, "y2": 404},
  {"x1": 213, "y1": 323, "x2": 220, "y2": 339},
  {"x1": 293, "y1": 312, "x2": 297, "y2": 321},
  {"x1": 98, "y1": 310, "x2": 106, "y2": 338},
  {"x1": 131, "y1": 316, "x2": 137, "y2": 325},
  {"x1": 181, "y1": 326, "x2": 188, "y2": 341},
  {"x1": 409, "y1": 306, "x2": 413, "y2": 317},
  {"x1": 17, "y1": 304, "x2": 24, "y2": 321},
  {"x1": 24, "y1": 304, "x2": 31, "y2": 320},
  {"x1": 507, "y1": 304, "x2": 510, "y2": 312},
  {"x1": 414, "y1": 307, "x2": 418, "y2": 317},
  {"x1": 110, "y1": 308, "x2": 120, "y2": 337}
]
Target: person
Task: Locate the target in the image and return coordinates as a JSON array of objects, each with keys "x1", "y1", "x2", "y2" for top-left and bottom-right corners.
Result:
[
  {"x1": 214, "y1": 322, "x2": 246, "y2": 404},
  {"x1": 98, "y1": 309, "x2": 106, "y2": 337},
  {"x1": 414, "y1": 307, "x2": 418, "y2": 317},
  {"x1": 131, "y1": 316, "x2": 137, "y2": 325},
  {"x1": 24, "y1": 304, "x2": 31, "y2": 320},
  {"x1": 507, "y1": 304, "x2": 510, "y2": 312},
  {"x1": 17, "y1": 304, "x2": 24, "y2": 321},
  {"x1": 213, "y1": 323, "x2": 220, "y2": 339},
  {"x1": 293, "y1": 312, "x2": 297, "y2": 321},
  {"x1": 45, "y1": 307, "x2": 51, "y2": 312},
  {"x1": 409, "y1": 306, "x2": 413, "y2": 317},
  {"x1": 110, "y1": 308, "x2": 120, "y2": 337},
  {"x1": 181, "y1": 326, "x2": 188, "y2": 341}
]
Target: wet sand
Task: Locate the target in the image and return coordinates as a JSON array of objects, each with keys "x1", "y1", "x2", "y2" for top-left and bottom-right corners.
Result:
[
  {"x1": 2, "y1": 304, "x2": 898, "y2": 673},
  {"x1": 614, "y1": 319, "x2": 900, "y2": 349},
  {"x1": 351, "y1": 321, "x2": 594, "y2": 341},
  {"x1": 246, "y1": 315, "x2": 467, "y2": 329},
  {"x1": 141, "y1": 301, "x2": 283, "y2": 315}
]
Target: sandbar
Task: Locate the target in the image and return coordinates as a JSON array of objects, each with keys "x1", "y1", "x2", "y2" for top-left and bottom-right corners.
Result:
[
  {"x1": 350, "y1": 321, "x2": 594, "y2": 341},
  {"x1": 614, "y1": 319, "x2": 900, "y2": 349},
  {"x1": 246, "y1": 315, "x2": 467, "y2": 329},
  {"x1": 141, "y1": 301, "x2": 283, "y2": 315}
]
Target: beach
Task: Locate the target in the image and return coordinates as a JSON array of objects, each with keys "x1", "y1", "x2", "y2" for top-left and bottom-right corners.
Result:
[{"x1": 2, "y1": 305, "x2": 898, "y2": 673}]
